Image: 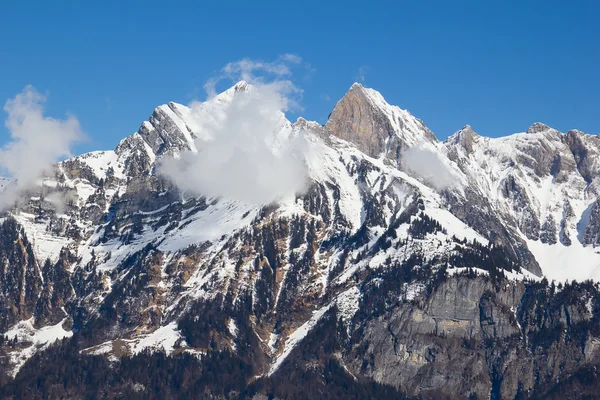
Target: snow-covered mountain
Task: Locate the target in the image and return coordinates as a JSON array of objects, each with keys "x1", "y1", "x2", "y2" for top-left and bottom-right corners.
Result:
[{"x1": 1, "y1": 82, "x2": 600, "y2": 399}]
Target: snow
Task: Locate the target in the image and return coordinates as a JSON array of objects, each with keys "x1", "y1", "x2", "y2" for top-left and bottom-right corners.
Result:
[
  {"x1": 577, "y1": 202, "x2": 595, "y2": 243},
  {"x1": 158, "y1": 199, "x2": 258, "y2": 253},
  {"x1": 131, "y1": 322, "x2": 182, "y2": 355},
  {"x1": 73, "y1": 150, "x2": 120, "y2": 179},
  {"x1": 7, "y1": 80, "x2": 600, "y2": 376},
  {"x1": 305, "y1": 135, "x2": 363, "y2": 230},
  {"x1": 83, "y1": 197, "x2": 258, "y2": 273},
  {"x1": 335, "y1": 286, "x2": 361, "y2": 324},
  {"x1": 268, "y1": 304, "x2": 332, "y2": 376},
  {"x1": 80, "y1": 322, "x2": 185, "y2": 359},
  {"x1": 526, "y1": 239, "x2": 600, "y2": 282},
  {"x1": 84, "y1": 341, "x2": 113, "y2": 356},
  {"x1": 442, "y1": 123, "x2": 600, "y2": 281},
  {"x1": 447, "y1": 266, "x2": 540, "y2": 282},
  {"x1": 3, "y1": 317, "x2": 73, "y2": 376},
  {"x1": 403, "y1": 282, "x2": 426, "y2": 301},
  {"x1": 228, "y1": 319, "x2": 238, "y2": 338},
  {"x1": 268, "y1": 333, "x2": 279, "y2": 353},
  {"x1": 425, "y1": 207, "x2": 488, "y2": 246},
  {"x1": 4, "y1": 317, "x2": 72, "y2": 346},
  {"x1": 268, "y1": 287, "x2": 363, "y2": 376},
  {"x1": 15, "y1": 212, "x2": 71, "y2": 264}
]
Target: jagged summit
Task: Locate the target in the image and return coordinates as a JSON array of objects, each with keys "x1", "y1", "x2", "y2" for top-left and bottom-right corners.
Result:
[
  {"x1": 114, "y1": 80, "x2": 259, "y2": 170},
  {"x1": 325, "y1": 83, "x2": 437, "y2": 161},
  {"x1": 527, "y1": 121, "x2": 553, "y2": 134},
  {"x1": 445, "y1": 124, "x2": 479, "y2": 153},
  {"x1": 233, "y1": 79, "x2": 250, "y2": 91},
  {"x1": 217, "y1": 79, "x2": 253, "y2": 101}
]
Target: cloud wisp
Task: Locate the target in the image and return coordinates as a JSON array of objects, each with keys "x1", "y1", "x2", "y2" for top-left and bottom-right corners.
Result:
[
  {"x1": 356, "y1": 65, "x2": 369, "y2": 83},
  {"x1": 401, "y1": 146, "x2": 462, "y2": 191},
  {"x1": 0, "y1": 85, "x2": 85, "y2": 210},
  {"x1": 203, "y1": 53, "x2": 304, "y2": 100},
  {"x1": 160, "y1": 55, "x2": 309, "y2": 204}
]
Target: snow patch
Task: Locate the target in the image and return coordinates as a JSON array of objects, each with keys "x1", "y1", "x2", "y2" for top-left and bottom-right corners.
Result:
[
  {"x1": 228, "y1": 319, "x2": 238, "y2": 338},
  {"x1": 131, "y1": 322, "x2": 182, "y2": 355},
  {"x1": 268, "y1": 304, "x2": 332, "y2": 376},
  {"x1": 527, "y1": 239, "x2": 600, "y2": 282},
  {"x1": 3, "y1": 317, "x2": 73, "y2": 376}
]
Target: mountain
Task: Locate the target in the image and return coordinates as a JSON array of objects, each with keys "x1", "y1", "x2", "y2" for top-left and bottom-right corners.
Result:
[{"x1": 1, "y1": 82, "x2": 600, "y2": 399}]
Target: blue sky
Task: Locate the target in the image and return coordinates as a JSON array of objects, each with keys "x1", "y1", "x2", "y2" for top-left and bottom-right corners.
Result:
[{"x1": 1, "y1": 0, "x2": 598, "y2": 154}]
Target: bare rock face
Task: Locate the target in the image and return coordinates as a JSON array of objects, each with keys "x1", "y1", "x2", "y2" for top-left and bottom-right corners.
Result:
[
  {"x1": 500, "y1": 173, "x2": 541, "y2": 241},
  {"x1": 540, "y1": 213, "x2": 558, "y2": 244},
  {"x1": 325, "y1": 83, "x2": 394, "y2": 158},
  {"x1": 0, "y1": 218, "x2": 41, "y2": 332},
  {"x1": 565, "y1": 129, "x2": 600, "y2": 187},
  {"x1": 582, "y1": 199, "x2": 600, "y2": 247},
  {"x1": 340, "y1": 273, "x2": 599, "y2": 400},
  {"x1": 325, "y1": 83, "x2": 437, "y2": 165},
  {"x1": 446, "y1": 125, "x2": 479, "y2": 154},
  {"x1": 115, "y1": 133, "x2": 154, "y2": 178},
  {"x1": 138, "y1": 103, "x2": 195, "y2": 157}
]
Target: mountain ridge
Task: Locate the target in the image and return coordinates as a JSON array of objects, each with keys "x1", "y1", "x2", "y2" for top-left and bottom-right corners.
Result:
[{"x1": 1, "y1": 81, "x2": 600, "y2": 399}]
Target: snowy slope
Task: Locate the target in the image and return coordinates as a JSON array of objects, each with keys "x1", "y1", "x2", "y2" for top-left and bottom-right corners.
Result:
[{"x1": 444, "y1": 123, "x2": 600, "y2": 281}]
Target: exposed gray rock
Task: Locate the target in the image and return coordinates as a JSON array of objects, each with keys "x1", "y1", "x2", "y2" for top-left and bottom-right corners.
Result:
[
  {"x1": 0, "y1": 218, "x2": 41, "y2": 332},
  {"x1": 446, "y1": 124, "x2": 479, "y2": 154},
  {"x1": 582, "y1": 199, "x2": 600, "y2": 247},
  {"x1": 527, "y1": 122, "x2": 552, "y2": 134},
  {"x1": 325, "y1": 83, "x2": 437, "y2": 166},
  {"x1": 325, "y1": 83, "x2": 395, "y2": 158}
]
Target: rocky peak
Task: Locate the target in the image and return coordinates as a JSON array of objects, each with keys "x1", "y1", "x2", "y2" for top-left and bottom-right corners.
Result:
[
  {"x1": 232, "y1": 80, "x2": 250, "y2": 93},
  {"x1": 527, "y1": 122, "x2": 552, "y2": 134},
  {"x1": 139, "y1": 103, "x2": 196, "y2": 156},
  {"x1": 325, "y1": 83, "x2": 437, "y2": 162},
  {"x1": 209, "y1": 80, "x2": 254, "y2": 105},
  {"x1": 565, "y1": 129, "x2": 586, "y2": 140},
  {"x1": 445, "y1": 124, "x2": 479, "y2": 153},
  {"x1": 293, "y1": 117, "x2": 325, "y2": 135},
  {"x1": 324, "y1": 83, "x2": 389, "y2": 158},
  {"x1": 116, "y1": 81, "x2": 256, "y2": 166}
]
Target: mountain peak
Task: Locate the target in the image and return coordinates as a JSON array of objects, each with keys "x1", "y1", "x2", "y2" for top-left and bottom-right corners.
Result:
[
  {"x1": 233, "y1": 80, "x2": 250, "y2": 92},
  {"x1": 325, "y1": 83, "x2": 437, "y2": 159},
  {"x1": 212, "y1": 80, "x2": 254, "y2": 104},
  {"x1": 445, "y1": 125, "x2": 479, "y2": 153},
  {"x1": 527, "y1": 122, "x2": 552, "y2": 134}
]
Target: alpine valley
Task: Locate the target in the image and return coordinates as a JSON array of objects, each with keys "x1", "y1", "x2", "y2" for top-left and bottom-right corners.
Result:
[{"x1": 1, "y1": 81, "x2": 600, "y2": 399}]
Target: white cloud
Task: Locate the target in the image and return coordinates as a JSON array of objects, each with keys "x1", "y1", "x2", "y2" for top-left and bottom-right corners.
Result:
[
  {"x1": 204, "y1": 53, "x2": 304, "y2": 99},
  {"x1": 160, "y1": 56, "x2": 309, "y2": 204},
  {"x1": 0, "y1": 85, "x2": 85, "y2": 209},
  {"x1": 402, "y1": 146, "x2": 462, "y2": 191},
  {"x1": 357, "y1": 65, "x2": 369, "y2": 83}
]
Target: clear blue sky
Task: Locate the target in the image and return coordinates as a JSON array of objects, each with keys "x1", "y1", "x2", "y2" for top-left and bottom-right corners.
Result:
[{"x1": 1, "y1": 0, "x2": 598, "y2": 154}]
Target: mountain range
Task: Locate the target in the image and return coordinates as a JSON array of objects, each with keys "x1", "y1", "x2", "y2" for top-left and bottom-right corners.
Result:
[{"x1": 1, "y1": 82, "x2": 600, "y2": 399}]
